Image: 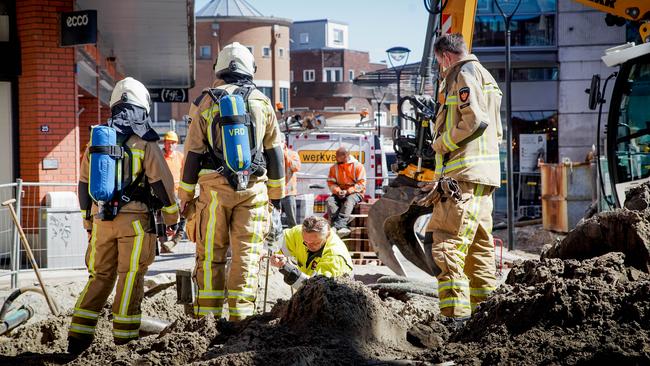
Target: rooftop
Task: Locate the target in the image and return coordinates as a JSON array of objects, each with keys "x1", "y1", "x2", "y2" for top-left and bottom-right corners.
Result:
[{"x1": 196, "y1": 0, "x2": 264, "y2": 17}]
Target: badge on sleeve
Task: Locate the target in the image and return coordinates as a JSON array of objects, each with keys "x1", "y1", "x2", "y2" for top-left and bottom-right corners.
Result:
[{"x1": 459, "y1": 87, "x2": 470, "y2": 102}]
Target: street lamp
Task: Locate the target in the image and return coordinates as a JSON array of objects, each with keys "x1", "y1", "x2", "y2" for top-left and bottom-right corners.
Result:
[{"x1": 386, "y1": 46, "x2": 411, "y2": 132}]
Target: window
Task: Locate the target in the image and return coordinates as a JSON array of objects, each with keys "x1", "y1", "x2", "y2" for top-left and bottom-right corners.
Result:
[
  {"x1": 333, "y1": 29, "x2": 344, "y2": 45},
  {"x1": 324, "y1": 106, "x2": 344, "y2": 112},
  {"x1": 262, "y1": 47, "x2": 271, "y2": 58},
  {"x1": 153, "y1": 103, "x2": 172, "y2": 122},
  {"x1": 323, "y1": 67, "x2": 343, "y2": 82},
  {"x1": 258, "y1": 87, "x2": 272, "y2": 100},
  {"x1": 280, "y1": 88, "x2": 289, "y2": 109},
  {"x1": 303, "y1": 69, "x2": 315, "y2": 82},
  {"x1": 486, "y1": 67, "x2": 558, "y2": 82},
  {"x1": 290, "y1": 70, "x2": 294, "y2": 82},
  {"x1": 279, "y1": 48, "x2": 284, "y2": 58},
  {"x1": 473, "y1": 0, "x2": 556, "y2": 47},
  {"x1": 348, "y1": 70, "x2": 355, "y2": 82},
  {"x1": 199, "y1": 45, "x2": 211, "y2": 59},
  {"x1": 300, "y1": 32, "x2": 309, "y2": 44}
]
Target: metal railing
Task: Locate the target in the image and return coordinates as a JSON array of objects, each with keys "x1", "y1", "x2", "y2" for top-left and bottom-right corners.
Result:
[{"x1": 0, "y1": 179, "x2": 84, "y2": 289}]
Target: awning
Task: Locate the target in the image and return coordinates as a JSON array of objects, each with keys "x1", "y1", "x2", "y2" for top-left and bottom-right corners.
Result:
[{"x1": 77, "y1": 0, "x2": 195, "y2": 89}]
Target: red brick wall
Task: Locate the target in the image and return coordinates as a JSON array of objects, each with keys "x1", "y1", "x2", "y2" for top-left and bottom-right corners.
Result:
[{"x1": 17, "y1": 0, "x2": 77, "y2": 183}]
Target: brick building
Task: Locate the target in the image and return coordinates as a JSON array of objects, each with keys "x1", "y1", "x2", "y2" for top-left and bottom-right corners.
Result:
[
  {"x1": 171, "y1": 0, "x2": 291, "y2": 123},
  {"x1": 289, "y1": 19, "x2": 384, "y2": 114},
  {"x1": 0, "y1": 0, "x2": 193, "y2": 185}
]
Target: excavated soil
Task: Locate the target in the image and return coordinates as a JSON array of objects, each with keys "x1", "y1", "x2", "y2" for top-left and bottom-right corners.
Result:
[{"x1": 3, "y1": 184, "x2": 650, "y2": 365}]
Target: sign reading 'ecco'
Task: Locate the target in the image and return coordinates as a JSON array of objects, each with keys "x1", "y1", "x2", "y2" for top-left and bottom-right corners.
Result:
[{"x1": 60, "y1": 10, "x2": 97, "y2": 47}]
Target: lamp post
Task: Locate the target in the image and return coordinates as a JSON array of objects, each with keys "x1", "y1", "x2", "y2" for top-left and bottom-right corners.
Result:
[
  {"x1": 386, "y1": 46, "x2": 411, "y2": 133},
  {"x1": 494, "y1": 0, "x2": 522, "y2": 251}
]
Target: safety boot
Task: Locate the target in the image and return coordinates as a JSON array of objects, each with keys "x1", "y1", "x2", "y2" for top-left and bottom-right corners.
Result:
[{"x1": 67, "y1": 336, "x2": 92, "y2": 355}]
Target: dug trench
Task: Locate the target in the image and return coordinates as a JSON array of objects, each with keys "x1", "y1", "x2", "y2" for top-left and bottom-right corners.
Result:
[{"x1": 2, "y1": 185, "x2": 650, "y2": 365}]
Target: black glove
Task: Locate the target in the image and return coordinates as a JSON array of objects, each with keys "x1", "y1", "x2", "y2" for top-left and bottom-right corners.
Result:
[{"x1": 279, "y1": 261, "x2": 309, "y2": 289}]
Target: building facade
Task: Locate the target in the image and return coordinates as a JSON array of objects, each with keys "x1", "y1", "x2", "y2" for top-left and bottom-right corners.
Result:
[
  {"x1": 291, "y1": 19, "x2": 349, "y2": 51},
  {"x1": 171, "y1": 0, "x2": 291, "y2": 124}
]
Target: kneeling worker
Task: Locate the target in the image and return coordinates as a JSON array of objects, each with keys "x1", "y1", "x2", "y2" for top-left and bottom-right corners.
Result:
[{"x1": 270, "y1": 216, "x2": 354, "y2": 289}]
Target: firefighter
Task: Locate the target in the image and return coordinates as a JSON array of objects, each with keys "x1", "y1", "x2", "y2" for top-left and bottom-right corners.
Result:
[
  {"x1": 422, "y1": 33, "x2": 502, "y2": 324},
  {"x1": 179, "y1": 42, "x2": 285, "y2": 321},
  {"x1": 326, "y1": 146, "x2": 366, "y2": 238},
  {"x1": 68, "y1": 77, "x2": 179, "y2": 353},
  {"x1": 161, "y1": 131, "x2": 185, "y2": 253},
  {"x1": 269, "y1": 215, "x2": 353, "y2": 289},
  {"x1": 282, "y1": 135, "x2": 301, "y2": 227}
]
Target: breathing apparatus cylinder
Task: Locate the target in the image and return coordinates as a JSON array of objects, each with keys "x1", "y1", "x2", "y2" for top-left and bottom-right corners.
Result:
[
  {"x1": 219, "y1": 94, "x2": 253, "y2": 190},
  {"x1": 89, "y1": 125, "x2": 120, "y2": 218}
]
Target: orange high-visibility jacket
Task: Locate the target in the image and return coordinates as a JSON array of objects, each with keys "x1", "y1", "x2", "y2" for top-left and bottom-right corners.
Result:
[
  {"x1": 327, "y1": 157, "x2": 366, "y2": 195},
  {"x1": 164, "y1": 149, "x2": 185, "y2": 194},
  {"x1": 284, "y1": 147, "x2": 301, "y2": 196}
]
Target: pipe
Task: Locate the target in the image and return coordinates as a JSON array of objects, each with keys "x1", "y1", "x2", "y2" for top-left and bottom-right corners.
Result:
[
  {"x1": 0, "y1": 287, "x2": 43, "y2": 321},
  {"x1": 0, "y1": 305, "x2": 34, "y2": 336},
  {"x1": 139, "y1": 316, "x2": 171, "y2": 336}
]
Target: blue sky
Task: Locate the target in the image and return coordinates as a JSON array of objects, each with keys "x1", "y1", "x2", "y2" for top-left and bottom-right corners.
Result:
[{"x1": 195, "y1": 0, "x2": 430, "y2": 63}]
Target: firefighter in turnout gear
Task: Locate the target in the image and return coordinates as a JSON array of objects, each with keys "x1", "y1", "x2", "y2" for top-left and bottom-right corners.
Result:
[
  {"x1": 179, "y1": 42, "x2": 285, "y2": 321},
  {"x1": 68, "y1": 77, "x2": 179, "y2": 353},
  {"x1": 423, "y1": 33, "x2": 502, "y2": 322}
]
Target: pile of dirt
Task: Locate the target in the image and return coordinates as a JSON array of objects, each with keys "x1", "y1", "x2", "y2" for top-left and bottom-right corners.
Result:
[
  {"x1": 542, "y1": 183, "x2": 650, "y2": 272},
  {"x1": 413, "y1": 252, "x2": 650, "y2": 365}
]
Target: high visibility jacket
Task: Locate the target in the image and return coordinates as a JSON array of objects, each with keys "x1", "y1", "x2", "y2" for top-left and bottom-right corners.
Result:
[
  {"x1": 432, "y1": 54, "x2": 503, "y2": 187},
  {"x1": 79, "y1": 135, "x2": 180, "y2": 230},
  {"x1": 179, "y1": 80, "x2": 285, "y2": 203},
  {"x1": 280, "y1": 225, "x2": 354, "y2": 277},
  {"x1": 284, "y1": 147, "x2": 301, "y2": 196},
  {"x1": 327, "y1": 157, "x2": 366, "y2": 195},
  {"x1": 164, "y1": 149, "x2": 184, "y2": 194}
]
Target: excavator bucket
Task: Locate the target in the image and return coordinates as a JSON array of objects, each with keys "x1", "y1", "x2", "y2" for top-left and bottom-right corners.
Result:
[{"x1": 368, "y1": 186, "x2": 436, "y2": 276}]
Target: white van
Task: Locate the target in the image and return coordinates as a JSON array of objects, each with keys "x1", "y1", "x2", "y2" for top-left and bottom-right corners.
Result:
[{"x1": 287, "y1": 131, "x2": 389, "y2": 213}]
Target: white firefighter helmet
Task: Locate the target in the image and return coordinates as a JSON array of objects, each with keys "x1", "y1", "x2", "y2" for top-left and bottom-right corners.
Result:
[
  {"x1": 213, "y1": 42, "x2": 256, "y2": 78},
  {"x1": 110, "y1": 77, "x2": 152, "y2": 113}
]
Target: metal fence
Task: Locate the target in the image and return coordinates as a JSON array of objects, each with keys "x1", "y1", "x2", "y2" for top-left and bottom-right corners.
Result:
[{"x1": 0, "y1": 179, "x2": 84, "y2": 288}]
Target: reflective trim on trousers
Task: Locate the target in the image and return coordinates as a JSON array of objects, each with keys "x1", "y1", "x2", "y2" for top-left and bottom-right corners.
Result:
[
  {"x1": 70, "y1": 323, "x2": 96, "y2": 335},
  {"x1": 470, "y1": 287, "x2": 495, "y2": 297},
  {"x1": 204, "y1": 191, "x2": 219, "y2": 290},
  {"x1": 438, "y1": 279, "x2": 469, "y2": 293},
  {"x1": 73, "y1": 307, "x2": 100, "y2": 320},
  {"x1": 229, "y1": 306, "x2": 254, "y2": 317},
  {"x1": 194, "y1": 306, "x2": 223, "y2": 316},
  {"x1": 244, "y1": 204, "x2": 265, "y2": 291},
  {"x1": 113, "y1": 313, "x2": 142, "y2": 324},
  {"x1": 113, "y1": 329, "x2": 139, "y2": 339},
  {"x1": 439, "y1": 297, "x2": 472, "y2": 309},
  {"x1": 74, "y1": 223, "x2": 98, "y2": 311},
  {"x1": 180, "y1": 181, "x2": 196, "y2": 193},
  {"x1": 198, "y1": 290, "x2": 226, "y2": 299},
  {"x1": 118, "y1": 220, "x2": 145, "y2": 317},
  {"x1": 458, "y1": 185, "x2": 485, "y2": 254},
  {"x1": 228, "y1": 289, "x2": 256, "y2": 301}
]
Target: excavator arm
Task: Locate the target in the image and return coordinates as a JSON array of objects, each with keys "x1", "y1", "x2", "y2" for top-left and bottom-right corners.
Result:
[{"x1": 572, "y1": 0, "x2": 650, "y2": 42}]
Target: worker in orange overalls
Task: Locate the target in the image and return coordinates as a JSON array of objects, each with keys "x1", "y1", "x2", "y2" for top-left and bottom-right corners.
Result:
[
  {"x1": 161, "y1": 131, "x2": 185, "y2": 252},
  {"x1": 326, "y1": 146, "x2": 366, "y2": 238},
  {"x1": 282, "y1": 135, "x2": 301, "y2": 227}
]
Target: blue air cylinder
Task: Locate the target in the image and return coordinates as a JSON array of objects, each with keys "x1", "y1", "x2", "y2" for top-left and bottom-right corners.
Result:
[
  {"x1": 219, "y1": 94, "x2": 252, "y2": 173},
  {"x1": 88, "y1": 125, "x2": 117, "y2": 202}
]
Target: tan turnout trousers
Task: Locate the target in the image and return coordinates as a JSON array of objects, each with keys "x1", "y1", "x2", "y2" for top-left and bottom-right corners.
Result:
[
  {"x1": 190, "y1": 174, "x2": 270, "y2": 321},
  {"x1": 69, "y1": 212, "x2": 156, "y2": 344},
  {"x1": 427, "y1": 181, "x2": 496, "y2": 318}
]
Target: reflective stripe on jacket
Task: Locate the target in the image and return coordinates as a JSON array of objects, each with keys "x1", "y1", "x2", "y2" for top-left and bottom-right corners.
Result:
[
  {"x1": 281, "y1": 225, "x2": 354, "y2": 277},
  {"x1": 432, "y1": 54, "x2": 503, "y2": 187},
  {"x1": 327, "y1": 157, "x2": 366, "y2": 195}
]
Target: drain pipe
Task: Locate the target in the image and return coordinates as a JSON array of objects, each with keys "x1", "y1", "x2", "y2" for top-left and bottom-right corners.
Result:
[{"x1": 0, "y1": 305, "x2": 34, "y2": 336}]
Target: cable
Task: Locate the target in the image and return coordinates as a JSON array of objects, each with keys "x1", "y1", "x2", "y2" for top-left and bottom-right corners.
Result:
[
  {"x1": 596, "y1": 72, "x2": 618, "y2": 209},
  {"x1": 423, "y1": 0, "x2": 448, "y2": 15}
]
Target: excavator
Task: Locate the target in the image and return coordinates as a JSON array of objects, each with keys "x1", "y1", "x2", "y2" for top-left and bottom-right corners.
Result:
[{"x1": 368, "y1": 0, "x2": 650, "y2": 277}]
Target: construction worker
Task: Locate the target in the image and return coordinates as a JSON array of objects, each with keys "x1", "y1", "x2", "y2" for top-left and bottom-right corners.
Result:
[
  {"x1": 269, "y1": 215, "x2": 353, "y2": 289},
  {"x1": 422, "y1": 33, "x2": 502, "y2": 324},
  {"x1": 161, "y1": 131, "x2": 185, "y2": 253},
  {"x1": 179, "y1": 42, "x2": 285, "y2": 321},
  {"x1": 326, "y1": 146, "x2": 366, "y2": 238},
  {"x1": 68, "y1": 77, "x2": 179, "y2": 353},
  {"x1": 282, "y1": 135, "x2": 301, "y2": 227}
]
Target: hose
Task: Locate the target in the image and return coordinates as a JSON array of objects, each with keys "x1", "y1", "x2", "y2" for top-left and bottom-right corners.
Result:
[
  {"x1": 139, "y1": 316, "x2": 171, "y2": 336},
  {"x1": 0, "y1": 305, "x2": 34, "y2": 336},
  {"x1": 0, "y1": 287, "x2": 43, "y2": 321}
]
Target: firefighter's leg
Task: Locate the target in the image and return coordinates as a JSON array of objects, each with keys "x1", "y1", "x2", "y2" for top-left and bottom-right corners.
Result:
[
  {"x1": 464, "y1": 187, "x2": 497, "y2": 312},
  {"x1": 338, "y1": 193, "x2": 363, "y2": 227},
  {"x1": 325, "y1": 195, "x2": 341, "y2": 226},
  {"x1": 111, "y1": 214, "x2": 156, "y2": 344},
  {"x1": 427, "y1": 182, "x2": 483, "y2": 319},
  {"x1": 227, "y1": 184, "x2": 269, "y2": 321},
  {"x1": 194, "y1": 187, "x2": 231, "y2": 318},
  {"x1": 68, "y1": 221, "x2": 118, "y2": 349}
]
